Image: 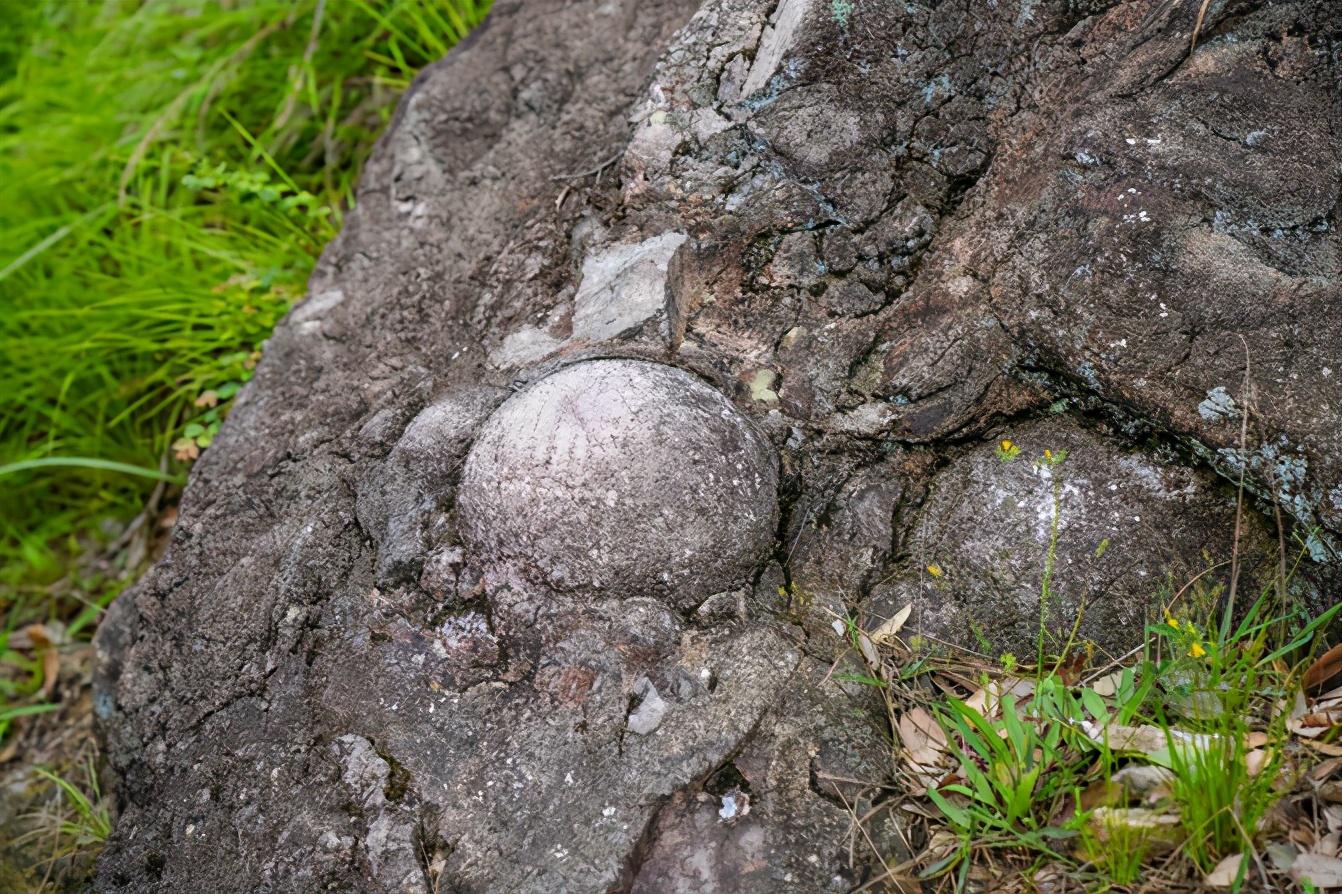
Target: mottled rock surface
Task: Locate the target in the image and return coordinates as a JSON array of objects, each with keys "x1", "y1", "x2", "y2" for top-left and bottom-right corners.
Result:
[
  {"x1": 95, "y1": 0, "x2": 1341, "y2": 891},
  {"x1": 458, "y1": 359, "x2": 778, "y2": 606}
]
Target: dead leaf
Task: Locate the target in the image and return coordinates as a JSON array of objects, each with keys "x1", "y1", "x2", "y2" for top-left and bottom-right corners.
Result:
[
  {"x1": 40, "y1": 647, "x2": 59, "y2": 699},
  {"x1": 964, "y1": 677, "x2": 1034, "y2": 717},
  {"x1": 870, "y1": 604, "x2": 912, "y2": 645},
  {"x1": 1313, "y1": 758, "x2": 1342, "y2": 781},
  {"x1": 1291, "y1": 853, "x2": 1342, "y2": 888},
  {"x1": 1316, "y1": 683, "x2": 1342, "y2": 711},
  {"x1": 1205, "y1": 853, "x2": 1245, "y2": 888},
  {"x1": 1078, "y1": 778, "x2": 1124, "y2": 812},
  {"x1": 22, "y1": 624, "x2": 60, "y2": 699},
  {"x1": 1246, "y1": 748, "x2": 1271, "y2": 778},
  {"x1": 897, "y1": 706, "x2": 948, "y2": 791},
  {"x1": 1316, "y1": 832, "x2": 1342, "y2": 859},
  {"x1": 897, "y1": 707, "x2": 946, "y2": 757},
  {"x1": 1090, "y1": 670, "x2": 1124, "y2": 698},
  {"x1": 1305, "y1": 644, "x2": 1342, "y2": 698},
  {"x1": 172, "y1": 437, "x2": 200, "y2": 461},
  {"x1": 1326, "y1": 805, "x2": 1342, "y2": 836},
  {"x1": 1291, "y1": 710, "x2": 1342, "y2": 738},
  {"x1": 856, "y1": 631, "x2": 879, "y2": 667},
  {"x1": 1303, "y1": 740, "x2": 1342, "y2": 757},
  {"x1": 1267, "y1": 842, "x2": 1298, "y2": 871},
  {"x1": 193, "y1": 389, "x2": 219, "y2": 408},
  {"x1": 1056, "y1": 649, "x2": 1090, "y2": 685}
]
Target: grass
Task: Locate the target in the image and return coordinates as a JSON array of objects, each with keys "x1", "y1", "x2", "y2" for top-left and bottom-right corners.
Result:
[
  {"x1": 0, "y1": 0, "x2": 488, "y2": 578},
  {"x1": 852, "y1": 439, "x2": 1342, "y2": 892},
  {"x1": 0, "y1": 1, "x2": 489, "y2": 887},
  {"x1": 875, "y1": 573, "x2": 1339, "y2": 891},
  {"x1": 1, "y1": 0, "x2": 489, "y2": 697}
]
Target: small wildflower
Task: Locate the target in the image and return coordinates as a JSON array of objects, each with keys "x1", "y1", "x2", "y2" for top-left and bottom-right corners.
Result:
[
  {"x1": 926, "y1": 564, "x2": 944, "y2": 578},
  {"x1": 996, "y1": 439, "x2": 1021, "y2": 462},
  {"x1": 1189, "y1": 641, "x2": 1207, "y2": 659}
]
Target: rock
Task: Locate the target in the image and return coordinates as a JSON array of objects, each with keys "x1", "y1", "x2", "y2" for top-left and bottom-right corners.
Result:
[
  {"x1": 457, "y1": 359, "x2": 778, "y2": 607},
  {"x1": 627, "y1": 677, "x2": 668, "y2": 735},
  {"x1": 94, "y1": 0, "x2": 1342, "y2": 890},
  {"x1": 862, "y1": 418, "x2": 1293, "y2": 658}
]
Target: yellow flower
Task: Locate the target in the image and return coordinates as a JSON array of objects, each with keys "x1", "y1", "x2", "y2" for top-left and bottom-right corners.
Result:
[
  {"x1": 1167, "y1": 615, "x2": 1180, "y2": 630},
  {"x1": 1044, "y1": 449, "x2": 1053, "y2": 460},
  {"x1": 927, "y1": 564, "x2": 944, "y2": 578},
  {"x1": 1189, "y1": 642, "x2": 1207, "y2": 659},
  {"x1": 1001, "y1": 439, "x2": 1014, "y2": 452}
]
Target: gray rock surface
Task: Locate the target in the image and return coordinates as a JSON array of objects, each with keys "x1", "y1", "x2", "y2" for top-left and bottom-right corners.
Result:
[
  {"x1": 458, "y1": 359, "x2": 778, "y2": 606},
  {"x1": 94, "y1": 0, "x2": 1341, "y2": 890}
]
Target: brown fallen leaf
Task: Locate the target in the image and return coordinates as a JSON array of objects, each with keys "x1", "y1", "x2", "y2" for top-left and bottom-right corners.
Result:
[
  {"x1": 1291, "y1": 853, "x2": 1342, "y2": 888},
  {"x1": 1305, "y1": 644, "x2": 1342, "y2": 698},
  {"x1": 1077, "y1": 778, "x2": 1124, "y2": 812},
  {"x1": 23, "y1": 623, "x2": 60, "y2": 700},
  {"x1": 1055, "y1": 648, "x2": 1090, "y2": 686},
  {"x1": 1089, "y1": 670, "x2": 1125, "y2": 698},
  {"x1": 897, "y1": 706, "x2": 947, "y2": 758},
  {"x1": 1290, "y1": 710, "x2": 1342, "y2": 738},
  {"x1": 1302, "y1": 740, "x2": 1342, "y2": 757},
  {"x1": 897, "y1": 706, "x2": 948, "y2": 791},
  {"x1": 964, "y1": 677, "x2": 1034, "y2": 718},
  {"x1": 1316, "y1": 831, "x2": 1342, "y2": 859},
  {"x1": 856, "y1": 631, "x2": 879, "y2": 668},
  {"x1": 870, "y1": 603, "x2": 912, "y2": 645},
  {"x1": 1312, "y1": 757, "x2": 1342, "y2": 782},
  {"x1": 1205, "y1": 853, "x2": 1245, "y2": 888}
]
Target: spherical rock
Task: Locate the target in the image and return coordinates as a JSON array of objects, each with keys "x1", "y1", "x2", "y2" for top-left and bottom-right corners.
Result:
[{"x1": 457, "y1": 359, "x2": 778, "y2": 604}]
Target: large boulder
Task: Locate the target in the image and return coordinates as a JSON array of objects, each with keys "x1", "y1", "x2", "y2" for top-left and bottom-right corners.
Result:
[{"x1": 94, "y1": 0, "x2": 1341, "y2": 891}]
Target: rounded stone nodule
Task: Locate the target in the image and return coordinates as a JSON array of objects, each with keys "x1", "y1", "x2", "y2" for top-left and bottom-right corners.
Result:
[{"x1": 457, "y1": 359, "x2": 779, "y2": 604}]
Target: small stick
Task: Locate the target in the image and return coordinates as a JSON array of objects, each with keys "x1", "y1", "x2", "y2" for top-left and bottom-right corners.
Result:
[{"x1": 550, "y1": 152, "x2": 622, "y2": 182}]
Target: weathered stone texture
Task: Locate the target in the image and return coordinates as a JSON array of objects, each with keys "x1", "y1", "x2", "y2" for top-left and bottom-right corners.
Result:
[{"x1": 95, "y1": 0, "x2": 1341, "y2": 890}]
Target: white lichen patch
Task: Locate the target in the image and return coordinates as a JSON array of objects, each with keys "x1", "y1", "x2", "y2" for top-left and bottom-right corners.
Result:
[{"x1": 1197, "y1": 386, "x2": 1238, "y2": 423}]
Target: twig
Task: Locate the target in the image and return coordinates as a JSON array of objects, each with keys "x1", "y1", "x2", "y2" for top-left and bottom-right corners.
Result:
[
  {"x1": 549, "y1": 152, "x2": 622, "y2": 182},
  {"x1": 1190, "y1": 0, "x2": 1214, "y2": 51},
  {"x1": 1225, "y1": 334, "x2": 1253, "y2": 630}
]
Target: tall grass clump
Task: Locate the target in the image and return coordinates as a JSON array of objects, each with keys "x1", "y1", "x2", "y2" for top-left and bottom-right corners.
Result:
[{"x1": 0, "y1": 0, "x2": 490, "y2": 619}]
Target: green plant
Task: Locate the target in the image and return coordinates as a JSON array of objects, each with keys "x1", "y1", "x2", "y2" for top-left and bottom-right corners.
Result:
[
  {"x1": 32, "y1": 762, "x2": 112, "y2": 847},
  {"x1": 1077, "y1": 809, "x2": 1151, "y2": 886},
  {"x1": 0, "y1": 0, "x2": 490, "y2": 627},
  {"x1": 929, "y1": 687, "x2": 1081, "y2": 848},
  {"x1": 1147, "y1": 589, "x2": 1339, "y2": 873}
]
